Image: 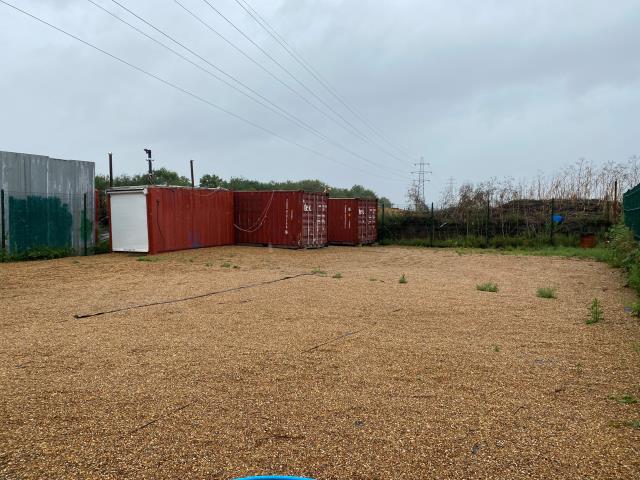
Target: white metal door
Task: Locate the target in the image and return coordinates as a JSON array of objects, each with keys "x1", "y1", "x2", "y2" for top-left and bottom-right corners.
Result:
[{"x1": 109, "y1": 190, "x2": 149, "y2": 252}]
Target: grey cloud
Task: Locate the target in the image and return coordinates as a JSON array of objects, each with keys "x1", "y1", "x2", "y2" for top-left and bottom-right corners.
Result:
[{"x1": 0, "y1": 0, "x2": 638, "y2": 204}]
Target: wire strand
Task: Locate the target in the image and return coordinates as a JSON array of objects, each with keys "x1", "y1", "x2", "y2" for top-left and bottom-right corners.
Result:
[
  {"x1": 87, "y1": 1, "x2": 408, "y2": 181},
  {"x1": 234, "y1": 0, "x2": 418, "y2": 164},
  {"x1": 0, "y1": 0, "x2": 405, "y2": 183},
  {"x1": 106, "y1": 0, "x2": 409, "y2": 181}
]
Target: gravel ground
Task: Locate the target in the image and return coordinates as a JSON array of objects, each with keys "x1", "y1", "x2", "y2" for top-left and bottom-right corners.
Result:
[{"x1": 1, "y1": 245, "x2": 639, "y2": 479}]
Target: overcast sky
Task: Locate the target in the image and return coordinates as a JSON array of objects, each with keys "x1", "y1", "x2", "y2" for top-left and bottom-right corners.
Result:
[{"x1": 1, "y1": 0, "x2": 638, "y2": 204}]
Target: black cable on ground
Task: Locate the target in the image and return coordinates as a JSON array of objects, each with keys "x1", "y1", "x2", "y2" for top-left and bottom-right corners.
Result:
[{"x1": 74, "y1": 273, "x2": 313, "y2": 319}]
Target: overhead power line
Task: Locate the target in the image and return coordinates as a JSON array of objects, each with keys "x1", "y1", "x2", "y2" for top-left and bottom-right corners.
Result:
[
  {"x1": 233, "y1": 0, "x2": 418, "y2": 164},
  {"x1": 197, "y1": 0, "x2": 413, "y2": 167},
  {"x1": 86, "y1": 0, "x2": 410, "y2": 181},
  {"x1": 170, "y1": 0, "x2": 368, "y2": 147},
  {"x1": 0, "y1": 0, "x2": 405, "y2": 183}
]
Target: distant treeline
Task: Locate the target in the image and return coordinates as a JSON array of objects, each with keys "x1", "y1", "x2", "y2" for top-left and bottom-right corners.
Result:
[{"x1": 95, "y1": 168, "x2": 392, "y2": 206}]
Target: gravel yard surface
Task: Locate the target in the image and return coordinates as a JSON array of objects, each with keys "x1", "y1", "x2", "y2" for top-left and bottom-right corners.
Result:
[{"x1": 1, "y1": 245, "x2": 639, "y2": 479}]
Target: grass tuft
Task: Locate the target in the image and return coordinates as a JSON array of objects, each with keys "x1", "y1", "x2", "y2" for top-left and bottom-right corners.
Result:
[
  {"x1": 493, "y1": 345, "x2": 501, "y2": 353},
  {"x1": 332, "y1": 272, "x2": 343, "y2": 279},
  {"x1": 609, "y1": 394, "x2": 638, "y2": 405},
  {"x1": 222, "y1": 262, "x2": 232, "y2": 268},
  {"x1": 137, "y1": 256, "x2": 159, "y2": 262},
  {"x1": 477, "y1": 282, "x2": 498, "y2": 293},
  {"x1": 537, "y1": 286, "x2": 557, "y2": 299},
  {"x1": 399, "y1": 274, "x2": 408, "y2": 284}
]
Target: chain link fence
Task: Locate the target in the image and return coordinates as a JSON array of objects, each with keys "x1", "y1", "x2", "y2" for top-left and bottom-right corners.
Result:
[{"x1": 379, "y1": 198, "x2": 616, "y2": 247}]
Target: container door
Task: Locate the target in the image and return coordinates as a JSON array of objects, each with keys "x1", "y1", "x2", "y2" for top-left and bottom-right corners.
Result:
[{"x1": 109, "y1": 190, "x2": 149, "y2": 252}]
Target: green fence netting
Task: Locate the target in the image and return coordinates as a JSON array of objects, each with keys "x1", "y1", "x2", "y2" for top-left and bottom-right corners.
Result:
[{"x1": 624, "y1": 184, "x2": 640, "y2": 239}]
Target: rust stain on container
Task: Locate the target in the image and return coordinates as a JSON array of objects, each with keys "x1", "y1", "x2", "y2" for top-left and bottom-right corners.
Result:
[
  {"x1": 108, "y1": 186, "x2": 234, "y2": 254},
  {"x1": 328, "y1": 198, "x2": 378, "y2": 245},
  {"x1": 234, "y1": 190, "x2": 327, "y2": 248}
]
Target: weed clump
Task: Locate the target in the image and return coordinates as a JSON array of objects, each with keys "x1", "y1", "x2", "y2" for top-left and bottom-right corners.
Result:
[
  {"x1": 399, "y1": 274, "x2": 407, "y2": 284},
  {"x1": 477, "y1": 282, "x2": 498, "y2": 293},
  {"x1": 609, "y1": 394, "x2": 638, "y2": 405},
  {"x1": 537, "y1": 287, "x2": 557, "y2": 299},
  {"x1": 332, "y1": 272, "x2": 343, "y2": 279},
  {"x1": 587, "y1": 298, "x2": 603, "y2": 324}
]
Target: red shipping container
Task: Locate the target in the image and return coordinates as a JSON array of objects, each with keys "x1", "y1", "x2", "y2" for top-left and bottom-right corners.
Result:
[
  {"x1": 234, "y1": 191, "x2": 327, "y2": 248},
  {"x1": 108, "y1": 186, "x2": 234, "y2": 254},
  {"x1": 328, "y1": 198, "x2": 378, "y2": 245}
]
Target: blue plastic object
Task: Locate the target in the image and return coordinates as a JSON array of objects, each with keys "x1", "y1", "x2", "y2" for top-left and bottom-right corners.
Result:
[
  {"x1": 234, "y1": 477, "x2": 315, "y2": 480},
  {"x1": 552, "y1": 214, "x2": 564, "y2": 224}
]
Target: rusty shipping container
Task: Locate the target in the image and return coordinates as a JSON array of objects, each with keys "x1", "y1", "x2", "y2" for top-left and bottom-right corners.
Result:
[
  {"x1": 234, "y1": 190, "x2": 327, "y2": 248},
  {"x1": 108, "y1": 186, "x2": 234, "y2": 254},
  {"x1": 327, "y1": 198, "x2": 378, "y2": 245}
]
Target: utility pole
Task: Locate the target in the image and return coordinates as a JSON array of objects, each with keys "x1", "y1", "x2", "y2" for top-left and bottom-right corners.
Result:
[
  {"x1": 411, "y1": 156, "x2": 431, "y2": 210},
  {"x1": 190, "y1": 160, "x2": 195, "y2": 188},
  {"x1": 144, "y1": 148, "x2": 153, "y2": 184}
]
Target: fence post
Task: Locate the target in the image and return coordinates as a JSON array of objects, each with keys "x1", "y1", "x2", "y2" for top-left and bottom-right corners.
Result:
[
  {"x1": 613, "y1": 179, "x2": 619, "y2": 223},
  {"x1": 83, "y1": 193, "x2": 88, "y2": 256},
  {"x1": 430, "y1": 202, "x2": 434, "y2": 247},
  {"x1": 550, "y1": 198, "x2": 555, "y2": 246},
  {"x1": 380, "y1": 202, "x2": 385, "y2": 245},
  {"x1": 486, "y1": 198, "x2": 491, "y2": 247},
  {"x1": 1, "y1": 189, "x2": 5, "y2": 253}
]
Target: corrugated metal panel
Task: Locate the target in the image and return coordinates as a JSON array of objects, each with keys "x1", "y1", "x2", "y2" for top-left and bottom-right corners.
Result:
[
  {"x1": 328, "y1": 198, "x2": 377, "y2": 245},
  {"x1": 108, "y1": 186, "x2": 234, "y2": 254},
  {"x1": 234, "y1": 191, "x2": 327, "y2": 248},
  {"x1": 0, "y1": 150, "x2": 95, "y2": 254}
]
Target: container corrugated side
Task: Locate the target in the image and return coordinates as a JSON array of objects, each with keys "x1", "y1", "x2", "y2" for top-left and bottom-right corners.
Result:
[
  {"x1": 328, "y1": 198, "x2": 377, "y2": 245},
  {"x1": 147, "y1": 187, "x2": 234, "y2": 254},
  {"x1": 234, "y1": 190, "x2": 327, "y2": 248}
]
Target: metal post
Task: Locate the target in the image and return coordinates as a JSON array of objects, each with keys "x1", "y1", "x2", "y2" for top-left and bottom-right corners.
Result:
[
  {"x1": 108, "y1": 152, "x2": 113, "y2": 188},
  {"x1": 550, "y1": 198, "x2": 555, "y2": 246},
  {"x1": 486, "y1": 198, "x2": 491, "y2": 248},
  {"x1": 380, "y1": 202, "x2": 385, "y2": 245},
  {"x1": 144, "y1": 148, "x2": 153, "y2": 184},
  {"x1": 83, "y1": 193, "x2": 88, "y2": 256},
  {"x1": 1, "y1": 189, "x2": 5, "y2": 253},
  {"x1": 430, "y1": 202, "x2": 435, "y2": 247},
  {"x1": 613, "y1": 179, "x2": 619, "y2": 223},
  {"x1": 190, "y1": 159, "x2": 195, "y2": 188}
]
